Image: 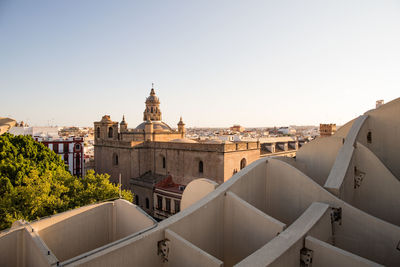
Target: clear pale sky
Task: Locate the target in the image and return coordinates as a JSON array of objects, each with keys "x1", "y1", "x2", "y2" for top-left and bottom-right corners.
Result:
[{"x1": 1, "y1": 1, "x2": 399, "y2": 128}]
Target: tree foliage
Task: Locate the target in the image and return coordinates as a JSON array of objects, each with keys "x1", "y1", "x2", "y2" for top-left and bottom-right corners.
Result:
[{"x1": 0, "y1": 133, "x2": 133, "y2": 230}]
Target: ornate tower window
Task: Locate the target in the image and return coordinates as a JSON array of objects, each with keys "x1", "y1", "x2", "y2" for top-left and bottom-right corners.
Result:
[{"x1": 108, "y1": 127, "x2": 113, "y2": 138}]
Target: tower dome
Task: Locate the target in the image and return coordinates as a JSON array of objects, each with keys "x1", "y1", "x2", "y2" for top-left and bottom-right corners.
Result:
[
  {"x1": 146, "y1": 88, "x2": 160, "y2": 103},
  {"x1": 143, "y1": 84, "x2": 162, "y2": 121}
]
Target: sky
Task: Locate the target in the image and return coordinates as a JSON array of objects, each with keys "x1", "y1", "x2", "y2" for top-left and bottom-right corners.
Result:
[{"x1": 1, "y1": 0, "x2": 399, "y2": 128}]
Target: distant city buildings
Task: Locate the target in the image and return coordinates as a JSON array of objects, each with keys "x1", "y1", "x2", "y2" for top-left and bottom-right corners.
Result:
[
  {"x1": 230, "y1": 125, "x2": 245, "y2": 132},
  {"x1": 277, "y1": 126, "x2": 296, "y2": 135},
  {"x1": 8, "y1": 125, "x2": 59, "y2": 138}
]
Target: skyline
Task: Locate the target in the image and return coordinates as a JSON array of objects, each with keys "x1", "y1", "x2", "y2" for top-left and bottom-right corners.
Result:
[{"x1": 1, "y1": 1, "x2": 400, "y2": 127}]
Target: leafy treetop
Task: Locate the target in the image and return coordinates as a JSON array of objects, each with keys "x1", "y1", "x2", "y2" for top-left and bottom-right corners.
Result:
[{"x1": 0, "y1": 133, "x2": 133, "y2": 230}]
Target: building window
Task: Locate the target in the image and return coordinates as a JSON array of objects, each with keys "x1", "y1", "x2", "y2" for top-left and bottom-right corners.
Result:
[
  {"x1": 146, "y1": 198, "x2": 149, "y2": 209},
  {"x1": 199, "y1": 161, "x2": 203, "y2": 173},
  {"x1": 75, "y1": 154, "x2": 81, "y2": 176},
  {"x1": 108, "y1": 127, "x2": 113, "y2": 138},
  {"x1": 157, "y1": 195, "x2": 162, "y2": 210},
  {"x1": 166, "y1": 198, "x2": 171, "y2": 212},
  {"x1": 240, "y1": 158, "x2": 247, "y2": 170},
  {"x1": 367, "y1": 131, "x2": 372, "y2": 144},
  {"x1": 75, "y1": 143, "x2": 81, "y2": 151},
  {"x1": 64, "y1": 143, "x2": 69, "y2": 153},
  {"x1": 135, "y1": 195, "x2": 139, "y2": 205},
  {"x1": 96, "y1": 127, "x2": 100, "y2": 138},
  {"x1": 64, "y1": 153, "x2": 69, "y2": 165},
  {"x1": 113, "y1": 153, "x2": 118, "y2": 166},
  {"x1": 174, "y1": 200, "x2": 180, "y2": 213},
  {"x1": 162, "y1": 157, "x2": 166, "y2": 169},
  {"x1": 53, "y1": 143, "x2": 59, "y2": 153},
  {"x1": 151, "y1": 107, "x2": 153, "y2": 113}
]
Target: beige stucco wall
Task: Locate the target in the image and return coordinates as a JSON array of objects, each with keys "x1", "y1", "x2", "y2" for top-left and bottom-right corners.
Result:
[
  {"x1": 0, "y1": 228, "x2": 53, "y2": 267},
  {"x1": 20, "y1": 153, "x2": 399, "y2": 267},
  {"x1": 223, "y1": 191, "x2": 286, "y2": 266},
  {"x1": 358, "y1": 98, "x2": 400, "y2": 180},
  {"x1": 72, "y1": 229, "x2": 165, "y2": 267},
  {"x1": 165, "y1": 229, "x2": 223, "y2": 267},
  {"x1": 167, "y1": 194, "x2": 225, "y2": 261},
  {"x1": 27, "y1": 200, "x2": 154, "y2": 263},
  {"x1": 335, "y1": 118, "x2": 355, "y2": 138},
  {"x1": 229, "y1": 158, "x2": 400, "y2": 266},
  {"x1": 305, "y1": 236, "x2": 382, "y2": 267},
  {"x1": 181, "y1": 179, "x2": 218, "y2": 210},
  {"x1": 0, "y1": 229, "x2": 22, "y2": 267},
  {"x1": 340, "y1": 142, "x2": 400, "y2": 226},
  {"x1": 236, "y1": 202, "x2": 331, "y2": 267},
  {"x1": 295, "y1": 136, "x2": 343, "y2": 186},
  {"x1": 37, "y1": 203, "x2": 114, "y2": 262},
  {"x1": 223, "y1": 149, "x2": 260, "y2": 182},
  {"x1": 114, "y1": 199, "x2": 155, "y2": 240}
]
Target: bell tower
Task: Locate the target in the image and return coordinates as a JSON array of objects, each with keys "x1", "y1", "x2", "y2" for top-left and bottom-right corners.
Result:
[
  {"x1": 143, "y1": 84, "x2": 162, "y2": 121},
  {"x1": 120, "y1": 115, "x2": 128, "y2": 132},
  {"x1": 178, "y1": 116, "x2": 186, "y2": 138},
  {"x1": 94, "y1": 115, "x2": 118, "y2": 143}
]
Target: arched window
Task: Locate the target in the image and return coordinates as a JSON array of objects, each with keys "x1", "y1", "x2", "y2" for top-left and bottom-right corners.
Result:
[
  {"x1": 240, "y1": 158, "x2": 247, "y2": 170},
  {"x1": 135, "y1": 195, "x2": 139, "y2": 205},
  {"x1": 146, "y1": 198, "x2": 149, "y2": 209},
  {"x1": 96, "y1": 127, "x2": 100, "y2": 138},
  {"x1": 151, "y1": 107, "x2": 153, "y2": 113},
  {"x1": 108, "y1": 127, "x2": 113, "y2": 138},
  {"x1": 113, "y1": 153, "x2": 118, "y2": 166},
  {"x1": 199, "y1": 161, "x2": 203, "y2": 173},
  {"x1": 162, "y1": 157, "x2": 166, "y2": 169}
]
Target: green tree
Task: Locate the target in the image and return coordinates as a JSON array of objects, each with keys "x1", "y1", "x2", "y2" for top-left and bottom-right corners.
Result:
[{"x1": 0, "y1": 133, "x2": 133, "y2": 230}]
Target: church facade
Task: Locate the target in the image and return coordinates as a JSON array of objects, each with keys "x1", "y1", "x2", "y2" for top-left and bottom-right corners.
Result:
[{"x1": 94, "y1": 86, "x2": 260, "y2": 217}]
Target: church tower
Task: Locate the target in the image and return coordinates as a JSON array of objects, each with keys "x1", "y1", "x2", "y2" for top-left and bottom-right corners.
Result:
[
  {"x1": 120, "y1": 115, "x2": 128, "y2": 132},
  {"x1": 178, "y1": 116, "x2": 186, "y2": 138},
  {"x1": 143, "y1": 84, "x2": 162, "y2": 121}
]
